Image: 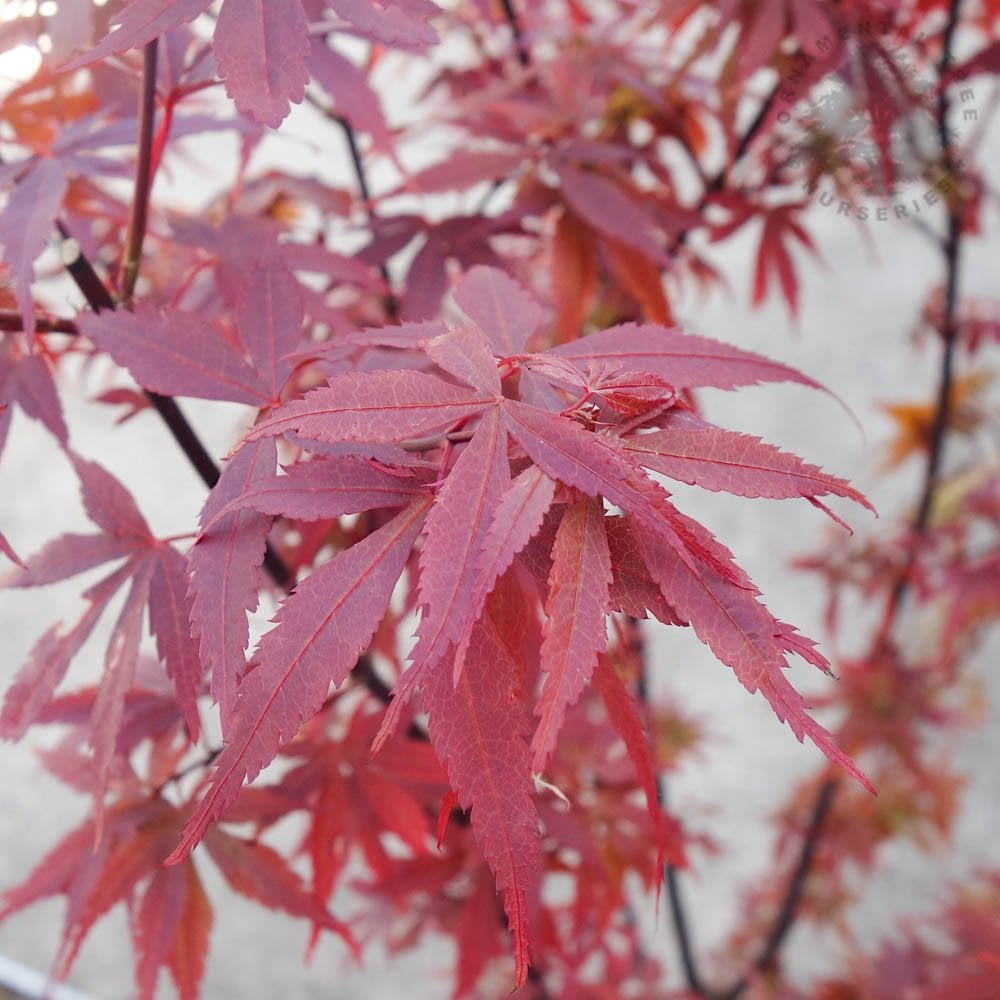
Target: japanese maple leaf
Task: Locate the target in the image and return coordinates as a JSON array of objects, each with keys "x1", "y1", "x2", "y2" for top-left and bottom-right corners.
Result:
[
  {"x1": 710, "y1": 199, "x2": 818, "y2": 316},
  {"x1": 544, "y1": 318, "x2": 826, "y2": 391},
  {"x1": 0, "y1": 797, "x2": 210, "y2": 999},
  {"x1": 378, "y1": 403, "x2": 509, "y2": 736},
  {"x1": 422, "y1": 613, "x2": 541, "y2": 988},
  {"x1": 275, "y1": 709, "x2": 445, "y2": 916},
  {"x1": 170, "y1": 498, "x2": 432, "y2": 860},
  {"x1": 3, "y1": 454, "x2": 202, "y2": 806},
  {"x1": 69, "y1": 0, "x2": 438, "y2": 126},
  {"x1": 35, "y1": 666, "x2": 192, "y2": 776},
  {"x1": 0, "y1": 334, "x2": 68, "y2": 454},
  {"x1": 620, "y1": 410, "x2": 874, "y2": 512},
  {"x1": 0, "y1": 792, "x2": 352, "y2": 998},
  {"x1": 633, "y1": 516, "x2": 872, "y2": 791},
  {"x1": 79, "y1": 250, "x2": 303, "y2": 407},
  {"x1": 187, "y1": 441, "x2": 437, "y2": 733},
  {"x1": 0, "y1": 159, "x2": 68, "y2": 343},
  {"x1": 66, "y1": 0, "x2": 307, "y2": 127},
  {"x1": 592, "y1": 653, "x2": 681, "y2": 884},
  {"x1": 557, "y1": 164, "x2": 672, "y2": 268},
  {"x1": 208, "y1": 265, "x2": 868, "y2": 773},
  {"x1": 531, "y1": 493, "x2": 613, "y2": 773},
  {"x1": 357, "y1": 824, "x2": 515, "y2": 996},
  {"x1": 170, "y1": 266, "x2": 870, "y2": 988},
  {"x1": 708, "y1": 0, "x2": 831, "y2": 81},
  {"x1": 752, "y1": 204, "x2": 818, "y2": 316},
  {"x1": 186, "y1": 439, "x2": 275, "y2": 735},
  {"x1": 537, "y1": 677, "x2": 685, "y2": 906}
]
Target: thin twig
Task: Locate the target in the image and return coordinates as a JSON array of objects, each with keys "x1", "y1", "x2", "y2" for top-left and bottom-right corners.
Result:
[
  {"x1": 302, "y1": 96, "x2": 400, "y2": 316},
  {"x1": 331, "y1": 111, "x2": 399, "y2": 316},
  {"x1": 881, "y1": 0, "x2": 965, "y2": 631},
  {"x1": 662, "y1": 777, "x2": 838, "y2": 1000},
  {"x1": 499, "y1": 0, "x2": 530, "y2": 67},
  {"x1": 353, "y1": 654, "x2": 429, "y2": 742},
  {"x1": 720, "y1": 80, "x2": 782, "y2": 191},
  {"x1": 157, "y1": 747, "x2": 222, "y2": 792},
  {"x1": 666, "y1": 77, "x2": 783, "y2": 260},
  {"x1": 631, "y1": 615, "x2": 713, "y2": 995},
  {"x1": 664, "y1": 856, "x2": 714, "y2": 997},
  {"x1": 913, "y1": 0, "x2": 965, "y2": 537},
  {"x1": 718, "y1": 778, "x2": 838, "y2": 1000},
  {"x1": 58, "y1": 222, "x2": 115, "y2": 310},
  {"x1": 0, "y1": 310, "x2": 78, "y2": 335},
  {"x1": 119, "y1": 40, "x2": 159, "y2": 306}
]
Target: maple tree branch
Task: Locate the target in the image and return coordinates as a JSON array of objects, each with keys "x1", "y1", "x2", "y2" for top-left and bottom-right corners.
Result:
[
  {"x1": 0, "y1": 310, "x2": 77, "y2": 335},
  {"x1": 650, "y1": 60, "x2": 839, "y2": 1000},
  {"x1": 499, "y1": 0, "x2": 530, "y2": 67},
  {"x1": 157, "y1": 746, "x2": 222, "y2": 793},
  {"x1": 912, "y1": 0, "x2": 964, "y2": 539},
  {"x1": 882, "y1": 0, "x2": 965, "y2": 629},
  {"x1": 910, "y1": 268, "x2": 959, "y2": 537},
  {"x1": 332, "y1": 112, "x2": 399, "y2": 317},
  {"x1": 525, "y1": 964, "x2": 551, "y2": 996},
  {"x1": 336, "y1": 113, "x2": 374, "y2": 205},
  {"x1": 301, "y1": 91, "x2": 399, "y2": 316},
  {"x1": 666, "y1": 76, "x2": 782, "y2": 261},
  {"x1": 717, "y1": 777, "x2": 838, "y2": 1000},
  {"x1": 717, "y1": 79, "x2": 781, "y2": 193},
  {"x1": 58, "y1": 222, "x2": 116, "y2": 311},
  {"x1": 353, "y1": 654, "x2": 429, "y2": 742},
  {"x1": 353, "y1": 653, "x2": 393, "y2": 703},
  {"x1": 120, "y1": 39, "x2": 159, "y2": 306},
  {"x1": 663, "y1": 854, "x2": 713, "y2": 996},
  {"x1": 662, "y1": 777, "x2": 837, "y2": 1000},
  {"x1": 660, "y1": 23, "x2": 963, "y2": 987},
  {"x1": 629, "y1": 622, "x2": 717, "y2": 998}
]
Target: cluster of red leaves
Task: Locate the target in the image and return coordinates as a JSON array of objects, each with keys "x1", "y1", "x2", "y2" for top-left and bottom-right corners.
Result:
[
  {"x1": 0, "y1": 0, "x2": 998, "y2": 997},
  {"x1": 3, "y1": 259, "x2": 873, "y2": 990},
  {"x1": 812, "y1": 872, "x2": 1000, "y2": 1000},
  {"x1": 722, "y1": 297, "x2": 1000, "y2": 990}
]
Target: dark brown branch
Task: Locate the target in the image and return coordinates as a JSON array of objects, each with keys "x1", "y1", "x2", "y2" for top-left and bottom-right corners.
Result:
[
  {"x1": 720, "y1": 79, "x2": 781, "y2": 192},
  {"x1": 353, "y1": 654, "x2": 428, "y2": 742},
  {"x1": 664, "y1": 855, "x2": 714, "y2": 997},
  {"x1": 0, "y1": 310, "x2": 78, "y2": 335},
  {"x1": 628, "y1": 623, "x2": 712, "y2": 994},
  {"x1": 119, "y1": 40, "x2": 159, "y2": 306},
  {"x1": 666, "y1": 76, "x2": 783, "y2": 260},
  {"x1": 302, "y1": 91, "x2": 400, "y2": 318},
  {"x1": 662, "y1": 777, "x2": 838, "y2": 1000},
  {"x1": 157, "y1": 746, "x2": 222, "y2": 792},
  {"x1": 882, "y1": 0, "x2": 965, "y2": 630},
  {"x1": 669, "y1": 7, "x2": 967, "y2": 994},
  {"x1": 332, "y1": 112, "x2": 399, "y2": 317},
  {"x1": 499, "y1": 0, "x2": 530, "y2": 67},
  {"x1": 58, "y1": 222, "x2": 116, "y2": 311},
  {"x1": 718, "y1": 778, "x2": 838, "y2": 1000},
  {"x1": 912, "y1": 0, "x2": 965, "y2": 539},
  {"x1": 336, "y1": 113, "x2": 374, "y2": 205}
]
